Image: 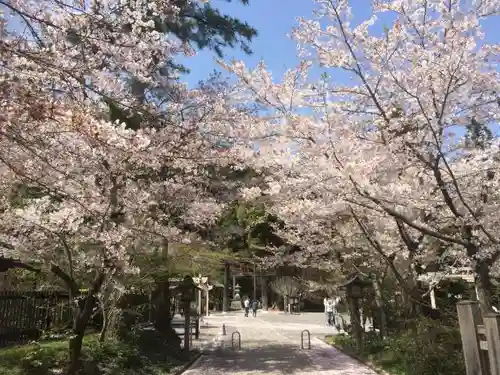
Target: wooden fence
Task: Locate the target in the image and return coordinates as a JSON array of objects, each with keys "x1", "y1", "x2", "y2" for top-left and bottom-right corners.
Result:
[
  {"x1": 457, "y1": 301, "x2": 500, "y2": 375},
  {"x1": 0, "y1": 290, "x2": 201, "y2": 348},
  {"x1": 0, "y1": 290, "x2": 72, "y2": 347}
]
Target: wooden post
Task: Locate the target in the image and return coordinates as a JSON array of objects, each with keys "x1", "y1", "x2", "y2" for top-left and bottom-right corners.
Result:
[
  {"x1": 223, "y1": 262, "x2": 229, "y2": 312},
  {"x1": 484, "y1": 313, "x2": 500, "y2": 375},
  {"x1": 183, "y1": 300, "x2": 190, "y2": 351},
  {"x1": 457, "y1": 301, "x2": 487, "y2": 375}
]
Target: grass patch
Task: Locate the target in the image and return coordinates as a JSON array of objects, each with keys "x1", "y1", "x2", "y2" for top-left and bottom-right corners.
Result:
[
  {"x1": 0, "y1": 333, "x2": 197, "y2": 375},
  {"x1": 0, "y1": 339, "x2": 69, "y2": 375}
]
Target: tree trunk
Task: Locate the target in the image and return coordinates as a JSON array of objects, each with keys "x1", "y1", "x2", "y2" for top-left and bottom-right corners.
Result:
[
  {"x1": 67, "y1": 294, "x2": 98, "y2": 375},
  {"x1": 398, "y1": 280, "x2": 423, "y2": 320},
  {"x1": 475, "y1": 259, "x2": 493, "y2": 312},
  {"x1": 68, "y1": 333, "x2": 84, "y2": 375},
  {"x1": 401, "y1": 287, "x2": 411, "y2": 314},
  {"x1": 372, "y1": 278, "x2": 386, "y2": 339},
  {"x1": 347, "y1": 296, "x2": 363, "y2": 351},
  {"x1": 154, "y1": 279, "x2": 170, "y2": 332},
  {"x1": 52, "y1": 265, "x2": 105, "y2": 375},
  {"x1": 153, "y1": 279, "x2": 181, "y2": 349},
  {"x1": 99, "y1": 309, "x2": 109, "y2": 343},
  {"x1": 463, "y1": 232, "x2": 494, "y2": 312}
]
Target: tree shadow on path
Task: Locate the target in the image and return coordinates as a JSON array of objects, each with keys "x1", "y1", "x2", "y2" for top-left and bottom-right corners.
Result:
[{"x1": 190, "y1": 340, "x2": 374, "y2": 375}]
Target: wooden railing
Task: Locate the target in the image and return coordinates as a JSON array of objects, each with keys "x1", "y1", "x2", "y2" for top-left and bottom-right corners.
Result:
[{"x1": 457, "y1": 301, "x2": 500, "y2": 375}]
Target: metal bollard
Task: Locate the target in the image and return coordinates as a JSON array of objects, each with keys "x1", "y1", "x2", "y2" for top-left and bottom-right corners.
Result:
[
  {"x1": 301, "y1": 329, "x2": 311, "y2": 350},
  {"x1": 222, "y1": 323, "x2": 227, "y2": 335},
  {"x1": 231, "y1": 331, "x2": 241, "y2": 350}
]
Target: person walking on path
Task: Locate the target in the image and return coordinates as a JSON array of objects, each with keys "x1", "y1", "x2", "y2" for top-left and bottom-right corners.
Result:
[
  {"x1": 243, "y1": 297, "x2": 250, "y2": 317},
  {"x1": 325, "y1": 298, "x2": 334, "y2": 326},
  {"x1": 251, "y1": 299, "x2": 258, "y2": 317},
  {"x1": 333, "y1": 296, "x2": 343, "y2": 329}
]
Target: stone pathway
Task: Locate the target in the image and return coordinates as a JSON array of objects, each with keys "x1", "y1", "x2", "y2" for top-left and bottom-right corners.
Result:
[{"x1": 181, "y1": 314, "x2": 377, "y2": 375}]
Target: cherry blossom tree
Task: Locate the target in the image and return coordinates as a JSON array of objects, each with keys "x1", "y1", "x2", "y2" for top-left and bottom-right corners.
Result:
[
  {"x1": 0, "y1": 0, "x2": 258, "y2": 370},
  {"x1": 223, "y1": 0, "x2": 500, "y2": 311}
]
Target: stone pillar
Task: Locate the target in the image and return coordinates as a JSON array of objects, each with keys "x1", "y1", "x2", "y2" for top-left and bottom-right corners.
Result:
[
  {"x1": 197, "y1": 288, "x2": 202, "y2": 315},
  {"x1": 430, "y1": 286, "x2": 437, "y2": 309},
  {"x1": 223, "y1": 262, "x2": 229, "y2": 312},
  {"x1": 205, "y1": 288, "x2": 210, "y2": 317}
]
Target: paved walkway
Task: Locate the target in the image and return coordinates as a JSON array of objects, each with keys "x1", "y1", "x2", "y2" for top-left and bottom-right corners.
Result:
[{"x1": 182, "y1": 313, "x2": 377, "y2": 375}]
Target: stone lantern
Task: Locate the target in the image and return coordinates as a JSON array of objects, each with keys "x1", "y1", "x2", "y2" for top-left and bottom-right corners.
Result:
[
  {"x1": 343, "y1": 274, "x2": 367, "y2": 299},
  {"x1": 340, "y1": 274, "x2": 370, "y2": 350},
  {"x1": 230, "y1": 283, "x2": 242, "y2": 311}
]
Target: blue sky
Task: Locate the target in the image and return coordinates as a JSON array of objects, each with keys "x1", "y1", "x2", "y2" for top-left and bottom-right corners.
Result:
[
  {"x1": 179, "y1": 0, "x2": 320, "y2": 86},
  {"x1": 179, "y1": 0, "x2": 500, "y2": 88}
]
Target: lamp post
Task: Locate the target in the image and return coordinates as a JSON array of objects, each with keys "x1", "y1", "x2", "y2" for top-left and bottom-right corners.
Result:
[{"x1": 180, "y1": 275, "x2": 195, "y2": 351}]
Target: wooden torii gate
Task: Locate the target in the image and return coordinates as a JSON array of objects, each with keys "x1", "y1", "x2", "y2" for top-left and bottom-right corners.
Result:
[{"x1": 417, "y1": 267, "x2": 475, "y2": 309}]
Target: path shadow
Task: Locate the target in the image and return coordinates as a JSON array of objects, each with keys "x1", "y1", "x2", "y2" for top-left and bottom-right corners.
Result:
[{"x1": 199, "y1": 341, "x2": 362, "y2": 374}]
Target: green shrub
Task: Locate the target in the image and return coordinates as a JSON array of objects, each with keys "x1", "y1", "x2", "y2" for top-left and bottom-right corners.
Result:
[
  {"x1": 383, "y1": 317, "x2": 465, "y2": 375},
  {"x1": 330, "y1": 317, "x2": 465, "y2": 375},
  {"x1": 84, "y1": 339, "x2": 149, "y2": 375},
  {"x1": 330, "y1": 331, "x2": 385, "y2": 357}
]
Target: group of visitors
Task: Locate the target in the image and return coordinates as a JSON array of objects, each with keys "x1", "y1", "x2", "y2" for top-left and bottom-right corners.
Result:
[
  {"x1": 240, "y1": 294, "x2": 342, "y2": 326},
  {"x1": 324, "y1": 296, "x2": 341, "y2": 327},
  {"x1": 243, "y1": 297, "x2": 259, "y2": 317}
]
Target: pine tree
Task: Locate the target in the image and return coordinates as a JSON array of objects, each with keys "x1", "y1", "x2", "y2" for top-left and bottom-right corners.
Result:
[
  {"x1": 155, "y1": 0, "x2": 257, "y2": 61},
  {"x1": 465, "y1": 117, "x2": 493, "y2": 149},
  {"x1": 108, "y1": 1, "x2": 258, "y2": 129}
]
